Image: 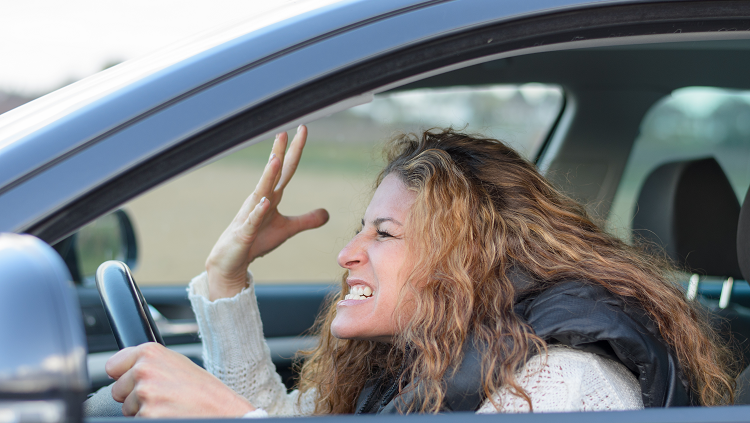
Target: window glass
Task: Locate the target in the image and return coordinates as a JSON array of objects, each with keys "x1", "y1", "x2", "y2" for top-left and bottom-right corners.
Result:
[
  {"x1": 124, "y1": 84, "x2": 563, "y2": 285},
  {"x1": 607, "y1": 87, "x2": 750, "y2": 240},
  {"x1": 350, "y1": 84, "x2": 563, "y2": 159},
  {"x1": 76, "y1": 213, "x2": 124, "y2": 281}
]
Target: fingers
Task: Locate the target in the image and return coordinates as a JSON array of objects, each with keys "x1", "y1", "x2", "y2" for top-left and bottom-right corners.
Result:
[
  {"x1": 122, "y1": 390, "x2": 141, "y2": 417},
  {"x1": 105, "y1": 346, "x2": 139, "y2": 380},
  {"x1": 271, "y1": 132, "x2": 289, "y2": 190},
  {"x1": 236, "y1": 151, "x2": 280, "y2": 222},
  {"x1": 253, "y1": 154, "x2": 280, "y2": 205},
  {"x1": 111, "y1": 367, "x2": 136, "y2": 403},
  {"x1": 239, "y1": 126, "x2": 305, "y2": 216},
  {"x1": 238, "y1": 196, "x2": 270, "y2": 241},
  {"x1": 277, "y1": 125, "x2": 307, "y2": 191},
  {"x1": 107, "y1": 343, "x2": 169, "y2": 415}
]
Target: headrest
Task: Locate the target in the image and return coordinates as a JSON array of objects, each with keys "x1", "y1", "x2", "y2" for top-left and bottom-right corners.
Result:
[
  {"x1": 632, "y1": 157, "x2": 742, "y2": 279},
  {"x1": 736, "y1": 186, "x2": 750, "y2": 281}
]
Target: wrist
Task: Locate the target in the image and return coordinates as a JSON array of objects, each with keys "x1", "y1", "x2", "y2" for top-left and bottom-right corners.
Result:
[
  {"x1": 228, "y1": 392, "x2": 257, "y2": 417},
  {"x1": 206, "y1": 267, "x2": 249, "y2": 301}
]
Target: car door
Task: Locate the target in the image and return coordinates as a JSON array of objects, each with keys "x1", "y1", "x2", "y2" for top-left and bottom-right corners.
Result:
[{"x1": 5, "y1": 1, "x2": 750, "y2": 422}]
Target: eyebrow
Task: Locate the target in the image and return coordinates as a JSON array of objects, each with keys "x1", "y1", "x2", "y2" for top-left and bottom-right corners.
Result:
[{"x1": 361, "y1": 217, "x2": 404, "y2": 227}]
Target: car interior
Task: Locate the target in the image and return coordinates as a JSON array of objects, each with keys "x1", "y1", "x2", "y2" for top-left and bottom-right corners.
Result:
[{"x1": 50, "y1": 29, "x2": 750, "y2": 412}]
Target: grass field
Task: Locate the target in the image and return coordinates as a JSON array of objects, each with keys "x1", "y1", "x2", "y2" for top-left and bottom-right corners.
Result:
[{"x1": 125, "y1": 137, "x2": 384, "y2": 285}]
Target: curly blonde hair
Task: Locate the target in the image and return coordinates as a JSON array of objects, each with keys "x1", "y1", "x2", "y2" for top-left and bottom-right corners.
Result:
[{"x1": 297, "y1": 128, "x2": 734, "y2": 413}]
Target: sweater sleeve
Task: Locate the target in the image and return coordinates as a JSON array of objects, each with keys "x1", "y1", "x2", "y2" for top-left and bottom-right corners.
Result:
[
  {"x1": 187, "y1": 272, "x2": 316, "y2": 416},
  {"x1": 476, "y1": 346, "x2": 644, "y2": 413}
]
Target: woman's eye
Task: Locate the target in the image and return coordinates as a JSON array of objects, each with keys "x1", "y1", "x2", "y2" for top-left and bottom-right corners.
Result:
[{"x1": 376, "y1": 229, "x2": 393, "y2": 238}]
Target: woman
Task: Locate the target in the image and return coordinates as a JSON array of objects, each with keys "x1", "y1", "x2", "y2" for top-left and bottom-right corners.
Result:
[{"x1": 105, "y1": 126, "x2": 734, "y2": 417}]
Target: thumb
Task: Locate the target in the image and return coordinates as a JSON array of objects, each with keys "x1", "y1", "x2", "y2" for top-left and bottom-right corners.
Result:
[{"x1": 287, "y1": 208, "x2": 329, "y2": 236}]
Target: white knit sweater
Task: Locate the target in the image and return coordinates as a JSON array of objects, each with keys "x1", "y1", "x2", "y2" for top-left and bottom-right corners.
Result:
[{"x1": 187, "y1": 272, "x2": 644, "y2": 415}]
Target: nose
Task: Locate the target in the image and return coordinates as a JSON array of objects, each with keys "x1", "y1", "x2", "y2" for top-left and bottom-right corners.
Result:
[{"x1": 338, "y1": 234, "x2": 366, "y2": 269}]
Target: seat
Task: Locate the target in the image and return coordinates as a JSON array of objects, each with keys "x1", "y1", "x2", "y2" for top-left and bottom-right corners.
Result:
[
  {"x1": 733, "y1": 180, "x2": 750, "y2": 404},
  {"x1": 632, "y1": 157, "x2": 742, "y2": 280},
  {"x1": 632, "y1": 157, "x2": 750, "y2": 402}
]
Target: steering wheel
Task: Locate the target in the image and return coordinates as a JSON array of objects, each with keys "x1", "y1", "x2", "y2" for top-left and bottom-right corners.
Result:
[
  {"x1": 95, "y1": 260, "x2": 164, "y2": 348},
  {"x1": 83, "y1": 261, "x2": 164, "y2": 417}
]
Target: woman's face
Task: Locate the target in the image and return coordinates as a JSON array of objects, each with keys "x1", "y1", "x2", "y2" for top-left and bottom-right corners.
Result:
[{"x1": 331, "y1": 173, "x2": 417, "y2": 343}]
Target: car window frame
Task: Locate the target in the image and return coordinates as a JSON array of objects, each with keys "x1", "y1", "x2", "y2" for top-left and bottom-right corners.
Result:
[{"x1": 23, "y1": 1, "x2": 750, "y2": 245}]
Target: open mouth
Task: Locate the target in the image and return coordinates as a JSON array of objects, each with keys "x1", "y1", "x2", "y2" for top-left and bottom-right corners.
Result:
[{"x1": 344, "y1": 285, "x2": 373, "y2": 300}]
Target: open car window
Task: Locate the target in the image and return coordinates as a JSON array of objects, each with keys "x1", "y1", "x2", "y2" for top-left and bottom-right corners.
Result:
[{"x1": 109, "y1": 84, "x2": 564, "y2": 286}]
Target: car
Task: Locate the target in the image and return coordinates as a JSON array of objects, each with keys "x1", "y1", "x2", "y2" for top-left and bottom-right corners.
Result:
[{"x1": 3, "y1": 0, "x2": 750, "y2": 421}]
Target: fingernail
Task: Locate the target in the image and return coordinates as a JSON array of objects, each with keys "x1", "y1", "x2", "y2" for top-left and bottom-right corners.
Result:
[
  {"x1": 259, "y1": 197, "x2": 266, "y2": 205},
  {"x1": 107, "y1": 375, "x2": 114, "y2": 380},
  {"x1": 275, "y1": 133, "x2": 280, "y2": 140},
  {"x1": 269, "y1": 152, "x2": 276, "y2": 162},
  {"x1": 297, "y1": 124, "x2": 303, "y2": 132}
]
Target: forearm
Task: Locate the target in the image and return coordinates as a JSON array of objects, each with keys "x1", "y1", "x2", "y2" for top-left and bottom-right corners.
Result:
[{"x1": 188, "y1": 272, "x2": 314, "y2": 416}]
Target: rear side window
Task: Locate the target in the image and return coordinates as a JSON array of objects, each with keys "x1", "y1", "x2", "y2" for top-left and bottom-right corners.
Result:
[
  {"x1": 118, "y1": 84, "x2": 563, "y2": 286},
  {"x1": 352, "y1": 84, "x2": 563, "y2": 159},
  {"x1": 608, "y1": 87, "x2": 750, "y2": 240}
]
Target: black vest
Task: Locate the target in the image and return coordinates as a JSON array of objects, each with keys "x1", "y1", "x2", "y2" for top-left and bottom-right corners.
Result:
[{"x1": 354, "y1": 279, "x2": 695, "y2": 414}]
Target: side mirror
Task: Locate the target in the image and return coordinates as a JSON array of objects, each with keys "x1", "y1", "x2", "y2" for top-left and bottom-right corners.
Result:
[
  {"x1": 53, "y1": 210, "x2": 138, "y2": 286},
  {"x1": 0, "y1": 233, "x2": 89, "y2": 423}
]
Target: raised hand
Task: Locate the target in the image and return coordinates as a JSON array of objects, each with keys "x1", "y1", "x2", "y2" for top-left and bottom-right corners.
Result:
[{"x1": 205, "y1": 126, "x2": 329, "y2": 300}]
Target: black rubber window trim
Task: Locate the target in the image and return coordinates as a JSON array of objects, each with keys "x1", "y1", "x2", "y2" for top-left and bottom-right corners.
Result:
[{"x1": 28, "y1": 0, "x2": 750, "y2": 243}]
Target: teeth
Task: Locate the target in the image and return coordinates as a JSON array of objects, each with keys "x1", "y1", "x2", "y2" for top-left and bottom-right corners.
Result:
[{"x1": 344, "y1": 286, "x2": 373, "y2": 300}]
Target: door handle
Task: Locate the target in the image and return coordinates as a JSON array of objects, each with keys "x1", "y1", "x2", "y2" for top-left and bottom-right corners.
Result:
[{"x1": 147, "y1": 305, "x2": 199, "y2": 337}]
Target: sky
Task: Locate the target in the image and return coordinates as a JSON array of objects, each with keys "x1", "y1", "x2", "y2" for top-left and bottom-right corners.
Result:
[{"x1": 0, "y1": 0, "x2": 301, "y2": 96}]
